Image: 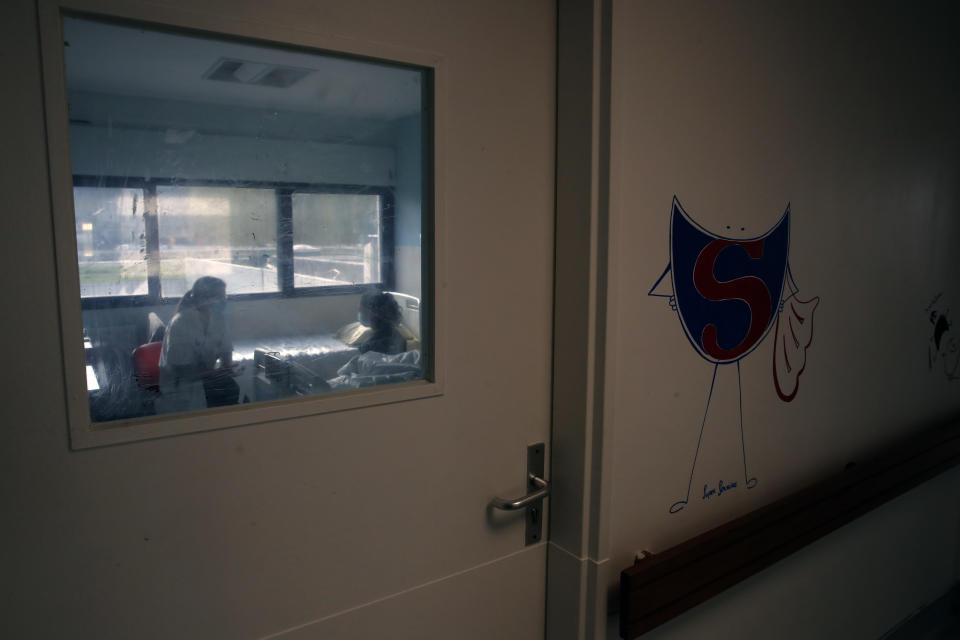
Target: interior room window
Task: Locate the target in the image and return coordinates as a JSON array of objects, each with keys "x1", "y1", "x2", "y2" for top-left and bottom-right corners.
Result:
[
  {"x1": 61, "y1": 14, "x2": 431, "y2": 428},
  {"x1": 74, "y1": 186, "x2": 147, "y2": 298},
  {"x1": 157, "y1": 185, "x2": 279, "y2": 297},
  {"x1": 292, "y1": 192, "x2": 381, "y2": 287}
]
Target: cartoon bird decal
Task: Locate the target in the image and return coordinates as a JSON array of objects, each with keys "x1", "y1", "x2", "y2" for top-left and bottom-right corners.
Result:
[
  {"x1": 928, "y1": 307, "x2": 959, "y2": 381},
  {"x1": 650, "y1": 197, "x2": 819, "y2": 513}
]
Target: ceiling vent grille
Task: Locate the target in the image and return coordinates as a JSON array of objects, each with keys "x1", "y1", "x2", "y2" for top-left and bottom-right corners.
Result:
[{"x1": 203, "y1": 58, "x2": 313, "y2": 88}]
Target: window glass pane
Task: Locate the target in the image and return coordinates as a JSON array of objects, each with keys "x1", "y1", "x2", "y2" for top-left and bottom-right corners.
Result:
[
  {"x1": 157, "y1": 186, "x2": 278, "y2": 297},
  {"x1": 74, "y1": 187, "x2": 147, "y2": 297},
  {"x1": 63, "y1": 15, "x2": 429, "y2": 426},
  {"x1": 293, "y1": 193, "x2": 381, "y2": 286}
]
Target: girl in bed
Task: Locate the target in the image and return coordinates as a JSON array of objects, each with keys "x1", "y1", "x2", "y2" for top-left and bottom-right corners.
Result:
[{"x1": 358, "y1": 291, "x2": 407, "y2": 355}]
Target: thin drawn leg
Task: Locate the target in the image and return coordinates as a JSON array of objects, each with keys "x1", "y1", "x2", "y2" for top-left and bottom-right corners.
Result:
[
  {"x1": 738, "y1": 360, "x2": 758, "y2": 489},
  {"x1": 670, "y1": 363, "x2": 719, "y2": 514}
]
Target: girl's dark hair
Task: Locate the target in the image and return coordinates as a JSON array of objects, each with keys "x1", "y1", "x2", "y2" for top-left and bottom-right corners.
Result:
[
  {"x1": 361, "y1": 291, "x2": 401, "y2": 330},
  {"x1": 177, "y1": 276, "x2": 227, "y2": 313}
]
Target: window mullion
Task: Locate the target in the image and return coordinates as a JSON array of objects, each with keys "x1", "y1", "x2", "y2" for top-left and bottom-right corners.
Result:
[
  {"x1": 277, "y1": 189, "x2": 294, "y2": 294},
  {"x1": 143, "y1": 183, "x2": 161, "y2": 300}
]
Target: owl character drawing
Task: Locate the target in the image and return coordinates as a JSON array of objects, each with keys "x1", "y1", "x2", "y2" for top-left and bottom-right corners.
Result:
[{"x1": 650, "y1": 197, "x2": 820, "y2": 513}]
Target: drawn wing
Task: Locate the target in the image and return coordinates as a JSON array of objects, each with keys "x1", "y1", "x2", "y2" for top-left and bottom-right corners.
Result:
[{"x1": 772, "y1": 296, "x2": 820, "y2": 402}]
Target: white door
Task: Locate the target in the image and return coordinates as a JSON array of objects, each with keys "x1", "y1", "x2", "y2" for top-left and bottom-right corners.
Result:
[{"x1": 0, "y1": 0, "x2": 556, "y2": 638}]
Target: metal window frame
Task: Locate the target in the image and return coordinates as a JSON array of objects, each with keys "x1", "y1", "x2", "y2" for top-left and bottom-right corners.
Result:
[{"x1": 72, "y1": 174, "x2": 396, "y2": 310}]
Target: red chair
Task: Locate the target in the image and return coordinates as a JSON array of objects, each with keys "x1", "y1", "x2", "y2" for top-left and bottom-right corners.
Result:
[{"x1": 132, "y1": 342, "x2": 163, "y2": 392}]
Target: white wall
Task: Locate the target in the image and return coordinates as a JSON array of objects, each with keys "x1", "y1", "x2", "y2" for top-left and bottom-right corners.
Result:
[
  {"x1": 602, "y1": 0, "x2": 960, "y2": 637},
  {"x1": 84, "y1": 293, "x2": 361, "y2": 340},
  {"x1": 70, "y1": 123, "x2": 395, "y2": 186}
]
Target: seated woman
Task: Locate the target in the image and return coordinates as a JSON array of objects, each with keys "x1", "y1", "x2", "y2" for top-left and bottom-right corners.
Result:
[
  {"x1": 157, "y1": 276, "x2": 239, "y2": 414},
  {"x1": 358, "y1": 291, "x2": 407, "y2": 355}
]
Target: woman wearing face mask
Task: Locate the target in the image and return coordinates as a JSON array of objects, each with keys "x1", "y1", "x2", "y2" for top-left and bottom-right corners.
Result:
[{"x1": 157, "y1": 276, "x2": 239, "y2": 414}]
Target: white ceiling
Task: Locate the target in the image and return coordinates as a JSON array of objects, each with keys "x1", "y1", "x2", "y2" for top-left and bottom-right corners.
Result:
[{"x1": 62, "y1": 15, "x2": 423, "y2": 130}]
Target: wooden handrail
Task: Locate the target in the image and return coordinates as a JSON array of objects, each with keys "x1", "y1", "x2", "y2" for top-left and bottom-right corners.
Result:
[{"x1": 619, "y1": 420, "x2": 960, "y2": 639}]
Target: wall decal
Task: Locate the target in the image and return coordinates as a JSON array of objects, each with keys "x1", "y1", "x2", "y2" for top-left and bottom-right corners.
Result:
[
  {"x1": 926, "y1": 293, "x2": 959, "y2": 381},
  {"x1": 650, "y1": 197, "x2": 820, "y2": 513}
]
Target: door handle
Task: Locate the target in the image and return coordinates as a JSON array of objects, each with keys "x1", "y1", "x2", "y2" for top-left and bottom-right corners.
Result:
[
  {"x1": 490, "y1": 473, "x2": 550, "y2": 511},
  {"x1": 490, "y1": 444, "x2": 549, "y2": 545}
]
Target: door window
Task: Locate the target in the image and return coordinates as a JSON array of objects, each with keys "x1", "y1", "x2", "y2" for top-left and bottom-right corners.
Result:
[{"x1": 58, "y1": 14, "x2": 432, "y2": 433}]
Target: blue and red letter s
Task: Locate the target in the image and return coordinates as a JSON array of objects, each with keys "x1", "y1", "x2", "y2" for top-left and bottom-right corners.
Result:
[{"x1": 693, "y1": 239, "x2": 772, "y2": 361}]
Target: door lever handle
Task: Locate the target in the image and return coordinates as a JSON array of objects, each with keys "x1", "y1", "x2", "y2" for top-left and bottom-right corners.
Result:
[
  {"x1": 491, "y1": 444, "x2": 548, "y2": 545},
  {"x1": 491, "y1": 473, "x2": 550, "y2": 511}
]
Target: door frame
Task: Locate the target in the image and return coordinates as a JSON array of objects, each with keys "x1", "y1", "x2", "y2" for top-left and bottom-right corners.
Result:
[
  {"x1": 547, "y1": 0, "x2": 615, "y2": 638},
  {"x1": 37, "y1": 0, "x2": 449, "y2": 449}
]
